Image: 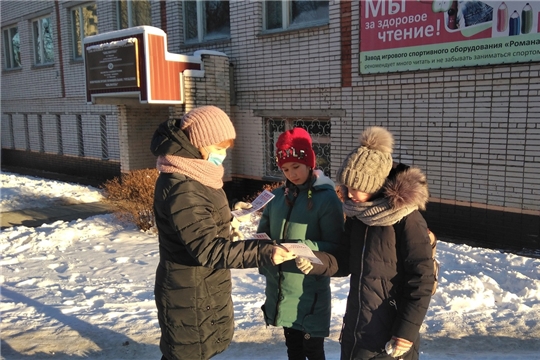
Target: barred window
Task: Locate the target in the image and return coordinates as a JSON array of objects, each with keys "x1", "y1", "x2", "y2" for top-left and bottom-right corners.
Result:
[{"x1": 265, "y1": 118, "x2": 331, "y2": 178}]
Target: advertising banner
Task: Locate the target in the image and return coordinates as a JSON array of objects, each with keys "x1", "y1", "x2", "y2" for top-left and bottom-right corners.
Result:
[{"x1": 360, "y1": 0, "x2": 540, "y2": 74}]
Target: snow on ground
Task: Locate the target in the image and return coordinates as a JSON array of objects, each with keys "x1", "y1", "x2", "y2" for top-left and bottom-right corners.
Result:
[
  {"x1": 1, "y1": 173, "x2": 103, "y2": 212},
  {"x1": 1, "y1": 172, "x2": 539, "y2": 359}
]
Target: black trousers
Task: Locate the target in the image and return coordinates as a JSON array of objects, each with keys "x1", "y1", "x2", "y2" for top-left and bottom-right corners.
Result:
[{"x1": 284, "y1": 327, "x2": 325, "y2": 360}]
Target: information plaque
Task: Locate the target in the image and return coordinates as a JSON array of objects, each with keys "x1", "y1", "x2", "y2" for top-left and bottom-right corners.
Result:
[{"x1": 85, "y1": 38, "x2": 140, "y2": 91}]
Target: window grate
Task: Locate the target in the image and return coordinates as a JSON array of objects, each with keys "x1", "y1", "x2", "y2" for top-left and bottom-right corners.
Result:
[
  {"x1": 37, "y1": 114, "x2": 44, "y2": 153},
  {"x1": 100, "y1": 115, "x2": 109, "y2": 160},
  {"x1": 76, "y1": 115, "x2": 84, "y2": 157},
  {"x1": 8, "y1": 114, "x2": 15, "y2": 149},
  {"x1": 23, "y1": 114, "x2": 30, "y2": 151},
  {"x1": 56, "y1": 115, "x2": 63, "y2": 155}
]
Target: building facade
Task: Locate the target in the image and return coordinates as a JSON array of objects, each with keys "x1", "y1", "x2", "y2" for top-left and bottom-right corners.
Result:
[{"x1": 2, "y1": 0, "x2": 539, "y2": 249}]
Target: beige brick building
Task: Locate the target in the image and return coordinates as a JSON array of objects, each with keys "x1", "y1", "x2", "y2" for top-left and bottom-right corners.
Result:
[{"x1": 2, "y1": 1, "x2": 539, "y2": 249}]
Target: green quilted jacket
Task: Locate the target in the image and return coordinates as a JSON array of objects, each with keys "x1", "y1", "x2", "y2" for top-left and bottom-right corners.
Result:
[{"x1": 257, "y1": 170, "x2": 344, "y2": 337}]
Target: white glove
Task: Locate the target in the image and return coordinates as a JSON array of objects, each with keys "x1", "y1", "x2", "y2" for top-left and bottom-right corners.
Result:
[
  {"x1": 230, "y1": 217, "x2": 244, "y2": 241},
  {"x1": 295, "y1": 257, "x2": 313, "y2": 274},
  {"x1": 233, "y1": 201, "x2": 253, "y2": 223}
]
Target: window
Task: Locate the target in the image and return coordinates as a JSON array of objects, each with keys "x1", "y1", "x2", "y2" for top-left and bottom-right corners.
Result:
[
  {"x1": 71, "y1": 3, "x2": 98, "y2": 59},
  {"x1": 33, "y1": 17, "x2": 54, "y2": 65},
  {"x1": 265, "y1": 118, "x2": 331, "y2": 177},
  {"x1": 184, "y1": 0, "x2": 230, "y2": 43},
  {"x1": 264, "y1": 0, "x2": 329, "y2": 31},
  {"x1": 117, "y1": 0, "x2": 151, "y2": 29},
  {"x1": 2, "y1": 26, "x2": 21, "y2": 69}
]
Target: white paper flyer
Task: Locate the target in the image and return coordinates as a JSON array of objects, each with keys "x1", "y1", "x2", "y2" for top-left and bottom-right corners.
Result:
[
  {"x1": 280, "y1": 243, "x2": 323, "y2": 265},
  {"x1": 232, "y1": 190, "x2": 275, "y2": 219}
]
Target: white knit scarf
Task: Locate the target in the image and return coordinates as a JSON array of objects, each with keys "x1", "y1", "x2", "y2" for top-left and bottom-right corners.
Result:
[{"x1": 156, "y1": 154, "x2": 224, "y2": 189}]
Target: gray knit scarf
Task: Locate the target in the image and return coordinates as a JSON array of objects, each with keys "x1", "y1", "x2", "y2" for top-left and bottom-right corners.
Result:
[
  {"x1": 156, "y1": 154, "x2": 224, "y2": 189},
  {"x1": 342, "y1": 197, "x2": 417, "y2": 227}
]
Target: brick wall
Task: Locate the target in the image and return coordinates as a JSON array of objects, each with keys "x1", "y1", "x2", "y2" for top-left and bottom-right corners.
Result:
[
  {"x1": 116, "y1": 105, "x2": 170, "y2": 172},
  {"x1": 2, "y1": 149, "x2": 120, "y2": 183},
  {"x1": 183, "y1": 54, "x2": 233, "y2": 180},
  {"x1": 2, "y1": 1, "x2": 539, "y2": 248}
]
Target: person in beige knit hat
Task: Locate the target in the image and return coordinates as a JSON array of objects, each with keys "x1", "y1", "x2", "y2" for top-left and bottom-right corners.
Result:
[
  {"x1": 296, "y1": 126, "x2": 435, "y2": 360},
  {"x1": 150, "y1": 106, "x2": 297, "y2": 360}
]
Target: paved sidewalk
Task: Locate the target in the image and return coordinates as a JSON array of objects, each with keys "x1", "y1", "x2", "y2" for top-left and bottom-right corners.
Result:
[{"x1": 1, "y1": 202, "x2": 115, "y2": 229}]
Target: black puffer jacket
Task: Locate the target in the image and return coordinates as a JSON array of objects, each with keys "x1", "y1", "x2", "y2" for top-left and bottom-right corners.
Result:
[
  {"x1": 313, "y1": 165, "x2": 434, "y2": 360},
  {"x1": 151, "y1": 119, "x2": 275, "y2": 360}
]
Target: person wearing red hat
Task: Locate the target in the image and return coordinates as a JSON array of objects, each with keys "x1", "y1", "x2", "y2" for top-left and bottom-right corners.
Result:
[{"x1": 257, "y1": 127, "x2": 345, "y2": 360}]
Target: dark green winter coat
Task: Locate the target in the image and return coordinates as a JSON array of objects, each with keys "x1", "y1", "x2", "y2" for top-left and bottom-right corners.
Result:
[
  {"x1": 257, "y1": 171, "x2": 344, "y2": 337},
  {"x1": 151, "y1": 118, "x2": 276, "y2": 360}
]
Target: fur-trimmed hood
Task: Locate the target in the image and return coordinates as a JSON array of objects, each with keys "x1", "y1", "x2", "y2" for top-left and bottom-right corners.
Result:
[
  {"x1": 340, "y1": 163, "x2": 429, "y2": 226},
  {"x1": 384, "y1": 166, "x2": 429, "y2": 211}
]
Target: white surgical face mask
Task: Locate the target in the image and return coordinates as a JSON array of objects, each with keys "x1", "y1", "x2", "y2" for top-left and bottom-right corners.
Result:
[{"x1": 207, "y1": 152, "x2": 226, "y2": 166}]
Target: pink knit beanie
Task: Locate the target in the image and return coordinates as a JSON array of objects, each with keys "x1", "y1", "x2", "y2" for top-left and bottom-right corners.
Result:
[{"x1": 180, "y1": 106, "x2": 236, "y2": 148}]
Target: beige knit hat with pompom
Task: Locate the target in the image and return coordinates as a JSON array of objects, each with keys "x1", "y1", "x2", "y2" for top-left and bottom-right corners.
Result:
[{"x1": 336, "y1": 126, "x2": 394, "y2": 194}]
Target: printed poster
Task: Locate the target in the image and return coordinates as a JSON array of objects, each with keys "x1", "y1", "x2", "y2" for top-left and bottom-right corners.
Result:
[{"x1": 360, "y1": 0, "x2": 540, "y2": 73}]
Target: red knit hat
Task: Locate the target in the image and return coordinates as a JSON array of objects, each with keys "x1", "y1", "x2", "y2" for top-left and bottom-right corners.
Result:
[{"x1": 275, "y1": 128, "x2": 316, "y2": 169}]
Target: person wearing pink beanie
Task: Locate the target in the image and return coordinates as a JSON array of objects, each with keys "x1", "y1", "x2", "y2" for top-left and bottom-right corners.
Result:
[{"x1": 150, "y1": 106, "x2": 297, "y2": 360}]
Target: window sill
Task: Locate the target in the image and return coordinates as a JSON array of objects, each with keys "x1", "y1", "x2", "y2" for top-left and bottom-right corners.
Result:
[
  {"x1": 70, "y1": 58, "x2": 84, "y2": 65},
  {"x1": 2, "y1": 67, "x2": 23, "y2": 74},
  {"x1": 262, "y1": 175, "x2": 284, "y2": 183},
  {"x1": 181, "y1": 38, "x2": 232, "y2": 50},
  {"x1": 31, "y1": 63, "x2": 55, "y2": 70},
  {"x1": 259, "y1": 22, "x2": 329, "y2": 37}
]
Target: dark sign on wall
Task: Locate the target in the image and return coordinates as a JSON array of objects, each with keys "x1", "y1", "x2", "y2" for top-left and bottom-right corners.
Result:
[{"x1": 85, "y1": 38, "x2": 140, "y2": 91}]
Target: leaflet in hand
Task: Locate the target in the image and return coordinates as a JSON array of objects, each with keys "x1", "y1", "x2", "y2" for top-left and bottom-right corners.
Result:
[
  {"x1": 280, "y1": 243, "x2": 323, "y2": 265},
  {"x1": 232, "y1": 190, "x2": 275, "y2": 219}
]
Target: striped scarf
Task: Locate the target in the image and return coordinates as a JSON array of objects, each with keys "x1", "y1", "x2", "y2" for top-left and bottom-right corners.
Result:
[{"x1": 342, "y1": 197, "x2": 417, "y2": 227}]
